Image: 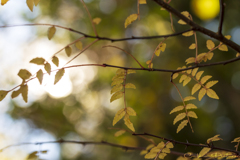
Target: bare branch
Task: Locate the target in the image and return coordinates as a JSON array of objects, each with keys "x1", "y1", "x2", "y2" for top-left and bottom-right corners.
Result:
[{"x1": 218, "y1": 0, "x2": 225, "y2": 36}]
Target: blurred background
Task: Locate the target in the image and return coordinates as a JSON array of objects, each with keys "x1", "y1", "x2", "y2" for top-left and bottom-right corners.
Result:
[{"x1": 0, "y1": 0, "x2": 240, "y2": 159}]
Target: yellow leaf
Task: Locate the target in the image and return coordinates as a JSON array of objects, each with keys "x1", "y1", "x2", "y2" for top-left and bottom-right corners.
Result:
[
  {"x1": 206, "y1": 40, "x2": 215, "y2": 50},
  {"x1": 205, "y1": 81, "x2": 218, "y2": 88},
  {"x1": 18, "y1": 69, "x2": 32, "y2": 80},
  {"x1": 124, "y1": 115, "x2": 135, "y2": 132},
  {"x1": 196, "y1": 53, "x2": 206, "y2": 62},
  {"x1": 172, "y1": 73, "x2": 179, "y2": 79},
  {"x1": 183, "y1": 77, "x2": 191, "y2": 86},
  {"x1": 177, "y1": 120, "x2": 188, "y2": 133},
  {"x1": 236, "y1": 53, "x2": 240, "y2": 57},
  {"x1": 146, "y1": 60, "x2": 151, "y2": 65},
  {"x1": 159, "y1": 153, "x2": 167, "y2": 159},
  {"x1": 146, "y1": 144, "x2": 155, "y2": 151},
  {"x1": 125, "y1": 83, "x2": 136, "y2": 89},
  {"x1": 198, "y1": 147, "x2": 211, "y2": 158},
  {"x1": 0, "y1": 90, "x2": 9, "y2": 101},
  {"x1": 21, "y1": 84, "x2": 28, "y2": 103},
  {"x1": 75, "y1": 41, "x2": 82, "y2": 50},
  {"x1": 113, "y1": 108, "x2": 125, "y2": 126},
  {"x1": 124, "y1": 14, "x2": 138, "y2": 28},
  {"x1": 127, "y1": 70, "x2": 136, "y2": 74},
  {"x1": 139, "y1": 0, "x2": 147, "y2": 4},
  {"x1": 110, "y1": 91, "x2": 123, "y2": 102},
  {"x1": 54, "y1": 68, "x2": 65, "y2": 85},
  {"x1": 140, "y1": 150, "x2": 148, "y2": 155},
  {"x1": 179, "y1": 74, "x2": 187, "y2": 83},
  {"x1": 186, "y1": 103, "x2": 198, "y2": 110},
  {"x1": 155, "y1": 43, "x2": 166, "y2": 56},
  {"x1": 48, "y1": 26, "x2": 56, "y2": 40},
  {"x1": 111, "y1": 79, "x2": 124, "y2": 86},
  {"x1": 206, "y1": 89, "x2": 219, "y2": 99},
  {"x1": 166, "y1": 142, "x2": 174, "y2": 148},
  {"x1": 11, "y1": 89, "x2": 21, "y2": 99},
  {"x1": 184, "y1": 96, "x2": 196, "y2": 101},
  {"x1": 33, "y1": 0, "x2": 40, "y2": 6},
  {"x1": 198, "y1": 88, "x2": 206, "y2": 101},
  {"x1": 189, "y1": 43, "x2": 196, "y2": 49},
  {"x1": 36, "y1": 69, "x2": 43, "y2": 85},
  {"x1": 92, "y1": 17, "x2": 101, "y2": 25},
  {"x1": 65, "y1": 46, "x2": 72, "y2": 57},
  {"x1": 145, "y1": 152, "x2": 157, "y2": 159},
  {"x1": 178, "y1": 19, "x2": 187, "y2": 25},
  {"x1": 186, "y1": 69, "x2": 192, "y2": 74},
  {"x1": 44, "y1": 62, "x2": 51, "y2": 75},
  {"x1": 112, "y1": 74, "x2": 125, "y2": 81},
  {"x1": 185, "y1": 57, "x2": 195, "y2": 64},
  {"x1": 156, "y1": 142, "x2": 165, "y2": 149},
  {"x1": 207, "y1": 52, "x2": 214, "y2": 60},
  {"x1": 181, "y1": 11, "x2": 190, "y2": 17},
  {"x1": 192, "y1": 68, "x2": 199, "y2": 76},
  {"x1": 196, "y1": 71, "x2": 204, "y2": 80},
  {"x1": 218, "y1": 44, "x2": 228, "y2": 51},
  {"x1": 177, "y1": 156, "x2": 189, "y2": 160},
  {"x1": 114, "y1": 130, "x2": 126, "y2": 137},
  {"x1": 52, "y1": 56, "x2": 59, "y2": 67},
  {"x1": 182, "y1": 31, "x2": 194, "y2": 37},
  {"x1": 232, "y1": 137, "x2": 240, "y2": 143},
  {"x1": 225, "y1": 35, "x2": 231, "y2": 40},
  {"x1": 170, "y1": 106, "x2": 184, "y2": 114},
  {"x1": 1, "y1": 0, "x2": 9, "y2": 5},
  {"x1": 162, "y1": 148, "x2": 170, "y2": 153},
  {"x1": 116, "y1": 69, "x2": 125, "y2": 74},
  {"x1": 126, "y1": 107, "x2": 136, "y2": 116},
  {"x1": 111, "y1": 84, "x2": 123, "y2": 94},
  {"x1": 200, "y1": 75, "x2": 212, "y2": 84},
  {"x1": 187, "y1": 111, "x2": 198, "y2": 118},
  {"x1": 27, "y1": 0, "x2": 34, "y2": 12},
  {"x1": 30, "y1": 57, "x2": 45, "y2": 65},
  {"x1": 173, "y1": 113, "x2": 186, "y2": 125},
  {"x1": 207, "y1": 135, "x2": 222, "y2": 144}
]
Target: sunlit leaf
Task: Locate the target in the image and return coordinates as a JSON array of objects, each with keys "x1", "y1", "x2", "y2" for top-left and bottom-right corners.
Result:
[
  {"x1": 126, "y1": 107, "x2": 136, "y2": 116},
  {"x1": 200, "y1": 75, "x2": 212, "y2": 84},
  {"x1": 155, "y1": 43, "x2": 166, "y2": 56},
  {"x1": 18, "y1": 69, "x2": 32, "y2": 80},
  {"x1": 114, "y1": 130, "x2": 126, "y2": 137},
  {"x1": 145, "y1": 152, "x2": 157, "y2": 159},
  {"x1": 116, "y1": 69, "x2": 125, "y2": 74},
  {"x1": 177, "y1": 120, "x2": 188, "y2": 133},
  {"x1": 218, "y1": 44, "x2": 228, "y2": 51},
  {"x1": 166, "y1": 142, "x2": 174, "y2": 148},
  {"x1": 21, "y1": 84, "x2": 28, "y2": 103},
  {"x1": 189, "y1": 43, "x2": 196, "y2": 49},
  {"x1": 125, "y1": 83, "x2": 136, "y2": 89},
  {"x1": 52, "y1": 56, "x2": 59, "y2": 67},
  {"x1": 139, "y1": 0, "x2": 147, "y2": 4},
  {"x1": 207, "y1": 135, "x2": 222, "y2": 144},
  {"x1": 29, "y1": 57, "x2": 45, "y2": 65},
  {"x1": 146, "y1": 60, "x2": 151, "y2": 65},
  {"x1": 113, "y1": 108, "x2": 125, "y2": 126},
  {"x1": 111, "y1": 84, "x2": 123, "y2": 94},
  {"x1": 205, "y1": 81, "x2": 218, "y2": 88},
  {"x1": 146, "y1": 144, "x2": 155, "y2": 151},
  {"x1": 27, "y1": 0, "x2": 34, "y2": 12},
  {"x1": 48, "y1": 26, "x2": 56, "y2": 40},
  {"x1": 0, "y1": 90, "x2": 9, "y2": 101},
  {"x1": 183, "y1": 77, "x2": 191, "y2": 86},
  {"x1": 186, "y1": 103, "x2": 198, "y2": 110},
  {"x1": 162, "y1": 148, "x2": 170, "y2": 153},
  {"x1": 196, "y1": 71, "x2": 204, "y2": 80},
  {"x1": 225, "y1": 35, "x2": 231, "y2": 40},
  {"x1": 111, "y1": 79, "x2": 124, "y2": 86},
  {"x1": 127, "y1": 70, "x2": 136, "y2": 74},
  {"x1": 33, "y1": 0, "x2": 40, "y2": 6},
  {"x1": 170, "y1": 106, "x2": 184, "y2": 114},
  {"x1": 124, "y1": 14, "x2": 138, "y2": 28},
  {"x1": 110, "y1": 91, "x2": 123, "y2": 102},
  {"x1": 159, "y1": 153, "x2": 167, "y2": 159},
  {"x1": 198, "y1": 88, "x2": 206, "y2": 101},
  {"x1": 124, "y1": 115, "x2": 135, "y2": 132},
  {"x1": 179, "y1": 74, "x2": 187, "y2": 83},
  {"x1": 65, "y1": 46, "x2": 72, "y2": 57},
  {"x1": 36, "y1": 69, "x2": 43, "y2": 85},
  {"x1": 178, "y1": 19, "x2": 186, "y2": 25},
  {"x1": 112, "y1": 74, "x2": 125, "y2": 81},
  {"x1": 54, "y1": 68, "x2": 65, "y2": 85},
  {"x1": 1, "y1": 0, "x2": 9, "y2": 5},
  {"x1": 75, "y1": 41, "x2": 82, "y2": 50},
  {"x1": 140, "y1": 150, "x2": 148, "y2": 155},
  {"x1": 232, "y1": 137, "x2": 240, "y2": 143},
  {"x1": 187, "y1": 111, "x2": 197, "y2": 118},
  {"x1": 173, "y1": 113, "x2": 186, "y2": 125},
  {"x1": 92, "y1": 17, "x2": 101, "y2": 25},
  {"x1": 156, "y1": 142, "x2": 165, "y2": 149},
  {"x1": 182, "y1": 31, "x2": 194, "y2": 36},
  {"x1": 44, "y1": 62, "x2": 51, "y2": 75},
  {"x1": 185, "y1": 57, "x2": 195, "y2": 64},
  {"x1": 206, "y1": 89, "x2": 219, "y2": 99},
  {"x1": 192, "y1": 68, "x2": 199, "y2": 76},
  {"x1": 207, "y1": 52, "x2": 214, "y2": 60},
  {"x1": 198, "y1": 147, "x2": 211, "y2": 158},
  {"x1": 206, "y1": 40, "x2": 215, "y2": 50},
  {"x1": 184, "y1": 96, "x2": 196, "y2": 101},
  {"x1": 172, "y1": 73, "x2": 179, "y2": 79}
]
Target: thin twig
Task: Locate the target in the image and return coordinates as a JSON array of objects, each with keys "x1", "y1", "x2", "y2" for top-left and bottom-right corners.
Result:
[{"x1": 218, "y1": 0, "x2": 225, "y2": 36}]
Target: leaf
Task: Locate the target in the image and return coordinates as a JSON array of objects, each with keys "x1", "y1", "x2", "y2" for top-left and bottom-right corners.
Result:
[
  {"x1": 156, "y1": 142, "x2": 165, "y2": 149},
  {"x1": 33, "y1": 0, "x2": 40, "y2": 6},
  {"x1": 206, "y1": 89, "x2": 219, "y2": 99},
  {"x1": 29, "y1": 57, "x2": 45, "y2": 65},
  {"x1": 11, "y1": 89, "x2": 21, "y2": 99},
  {"x1": 225, "y1": 35, "x2": 231, "y2": 40},
  {"x1": 207, "y1": 52, "x2": 214, "y2": 60},
  {"x1": 110, "y1": 91, "x2": 123, "y2": 102},
  {"x1": 192, "y1": 68, "x2": 199, "y2": 76},
  {"x1": 125, "y1": 83, "x2": 136, "y2": 89},
  {"x1": 111, "y1": 84, "x2": 123, "y2": 94},
  {"x1": 112, "y1": 74, "x2": 125, "y2": 81},
  {"x1": 126, "y1": 107, "x2": 136, "y2": 116},
  {"x1": 207, "y1": 135, "x2": 222, "y2": 144},
  {"x1": 179, "y1": 74, "x2": 187, "y2": 83},
  {"x1": 183, "y1": 77, "x2": 191, "y2": 86},
  {"x1": 218, "y1": 44, "x2": 228, "y2": 51},
  {"x1": 65, "y1": 46, "x2": 72, "y2": 57},
  {"x1": 52, "y1": 56, "x2": 59, "y2": 67},
  {"x1": 173, "y1": 113, "x2": 186, "y2": 125},
  {"x1": 185, "y1": 57, "x2": 195, "y2": 64},
  {"x1": 236, "y1": 53, "x2": 240, "y2": 57},
  {"x1": 145, "y1": 152, "x2": 157, "y2": 159},
  {"x1": 187, "y1": 111, "x2": 198, "y2": 118},
  {"x1": 198, "y1": 88, "x2": 206, "y2": 101},
  {"x1": 48, "y1": 26, "x2": 56, "y2": 40},
  {"x1": 116, "y1": 69, "x2": 125, "y2": 74},
  {"x1": 184, "y1": 96, "x2": 196, "y2": 101},
  {"x1": 27, "y1": 0, "x2": 34, "y2": 12},
  {"x1": 124, "y1": 14, "x2": 138, "y2": 28},
  {"x1": 27, "y1": 151, "x2": 38, "y2": 160},
  {"x1": 172, "y1": 73, "x2": 179, "y2": 79},
  {"x1": 159, "y1": 153, "x2": 167, "y2": 159},
  {"x1": 140, "y1": 150, "x2": 148, "y2": 155},
  {"x1": 189, "y1": 43, "x2": 196, "y2": 49},
  {"x1": 162, "y1": 148, "x2": 170, "y2": 153},
  {"x1": 36, "y1": 69, "x2": 43, "y2": 85},
  {"x1": 18, "y1": 69, "x2": 32, "y2": 80},
  {"x1": 178, "y1": 19, "x2": 187, "y2": 25},
  {"x1": 206, "y1": 40, "x2": 215, "y2": 50},
  {"x1": 201, "y1": 75, "x2": 212, "y2": 84},
  {"x1": 196, "y1": 71, "x2": 204, "y2": 80},
  {"x1": 44, "y1": 62, "x2": 51, "y2": 75},
  {"x1": 1, "y1": 0, "x2": 9, "y2": 5},
  {"x1": 75, "y1": 41, "x2": 82, "y2": 50},
  {"x1": 146, "y1": 60, "x2": 151, "y2": 65},
  {"x1": 113, "y1": 108, "x2": 125, "y2": 126},
  {"x1": 127, "y1": 70, "x2": 136, "y2": 74},
  {"x1": 232, "y1": 137, "x2": 240, "y2": 143},
  {"x1": 166, "y1": 142, "x2": 174, "y2": 148},
  {"x1": 177, "y1": 120, "x2": 188, "y2": 133},
  {"x1": 114, "y1": 130, "x2": 126, "y2": 137},
  {"x1": 170, "y1": 106, "x2": 184, "y2": 114},
  {"x1": 111, "y1": 79, "x2": 124, "y2": 86},
  {"x1": 139, "y1": 0, "x2": 147, "y2": 4},
  {"x1": 198, "y1": 147, "x2": 211, "y2": 158},
  {"x1": 186, "y1": 69, "x2": 192, "y2": 74},
  {"x1": 0, "y1": 90, "x2": 9, "y2": 101},
  {"x1": 92, "y1": 17, "x2": 101, "y2": 25},
  {"x1": 205, "y1": 81, "x2": 218, "y2": 88},
  {"x1": 182, "y1": 31, "x2": 194, "y2": 36},
  {"x1": 21, "y1": 84, "x2": 28, "y2": 103},
  {"x1": 54, "y1": 68, "x2": 65, "y2": 85},
  {"x1": 186, "y1": 103, "x2": 198, "y2": 110},
  {"x1": 124, "y1": 115, "x2": 135, "y2": 132},
  {"x1": 155, "y1": 43, "x2": 166, "y2": 56}
]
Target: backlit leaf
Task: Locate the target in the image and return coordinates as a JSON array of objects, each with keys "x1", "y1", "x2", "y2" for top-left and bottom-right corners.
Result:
[
  {"x1": 36, "y1": 69, "x2": 43, "y2": 85},
  {"x1": 186, "y1": 103, "x2": 197, "y2": 110},
  {"x1": 111, "y1": 84, "x2": 123, "y2": 94},
  {"x1": 140, "y1": 150, "x2": 148, "y2": 155},
  {"x1": 179, "y1": 74, "x2": 187, "y2": 83},
  {"x1": 124, "y1": 115, "x2": 135, "y2": 132},
  {"x1": 178, "y1": 19, "x2": 186, "y2": 25},
  {"x1": 92, "y1": 17, "x2": 101, "y2": 25},
  {"x1": 113, "y1": 108, "x2": 125, "y2": 126},
  {"x1": 207, "y1": 52, "x2": 214, "y2": 60},
  {"x1": 33, "y1": 0, "x2": 40, "y2": 6},
  {"x1": 207, "y1": 135, "x2": 222, "y2": 144},
  {"x1": 110, "y1": 91, "x2": 123, "y2": 102},
  {"x1": 11, "y1": 89, "x2": 21, "y2": 99},
  {"x1": 139, "y1": 0, "x2": 147, "y2": 4},
  {"x1": 155, "y1": 43, "x2": 166, "y2": 56},
  {"x1": 201, "y1": 75, "x2": 212, "y2": 84},
  {"x1": 186, "y1": 69, "x2": 192, "y2": 74},
  {"x1": 206, "y1": 40, "x2": 215, "y2": 50},
  {"x1": 187, "y1": 111, "x2": 197, "y2": 118},
  {"x1": 114, "y1": 130, "x2": 126, "y2": 137},
  {"x1": 48, "y1": 26, "x2": 56, "y2": 40},
  {"x1": 189, "y1": 43, "x2": 196, "y2": 49},
  {"x1": 172, "y1": 73, "x2": 179, "y2": 79},
  {"x1": 206, "y1": 89, "x2": 219, "y2": 99},
  {"x1": 21, "y1": 84, "x2": 28, "y2": 103},
  {"x1": 218, "y1": 44, "x2": 228, "y2": 51},
  {"x1": 29, "y1": 57, "x2": 45, "y2": 65},
  {"x1": 112, "y1": 74, "x2": 125, "y2": 81},
  {"x1": 183, "y1": 77, "x2": 191, "y2": 86},
  {"x1": 27, "y1": 0, "x2": 34, "y2": 12},
  {"x1": 145, "y1": 152, "x2": 157, "y2": 159},
  {"x1": 146, "y1": 144, "x2": 155, "y2": 151},
  {"x1": 111, "y1": 79, "x2": 124, "y2": 86},
  {"x1": 170, "y1": 106, "x2": 184, "y2": 114},
  {"x1": 75, "y1": 41, "x2": 82, "y2": 50},
  {"x1": 1, "y1": 0, "x2": 9, "y2": 5},
  {"x1": 127, "y1": 70, "x2": 136, "y2": 74},
  {"x1": 27, "y1": 151, "x2": 38, "y2": 160},
  {"x1": 196, "y1": 71, "x2": 204, "y2": 80},
  {"x1": 198, "y1": 147, "x2": 211, "y2": 158},
  {"x1": 65, "y1": 46, "x2": 72, "y2": 57},
  {"x1": 124, "y1": 14, "x2": 138, "y2": 28},
  {"x1": 192, "y1": 68, "x2": 199, "y2": 76},
  {"x1": 146, "y1": 60, "x2": 151, "y2": 65},
  {"x1": 0, "y1": 90, "x2": 8, "y2": 101},
  {"x1": 185, "y1": 57, "x2": 195, "y2": 64},
  {"x1": 184, "y1": 96, "x2": 196, "y2": 101},
  {"x1": 52, "y1": 56, "x2": 59, "y2": 67},
  {"x1": 126, "y1": 107, "x2": 136, "y2": 116},
  {"x1": 54, "y1": 68, "x2": 65, "y2": 85},
  {"x1": 44, "y1": 62, "x2": 51, "y2": 75},
  {"x1": 125, "y1": 83, "x2": 136, "y2": 89},
  {"x1": 198, "y1": 88, "x2": 206, "y2": 101},
  {"x1": 205, "y1": 81, "x2": 218, "y2": 88},
  {"x1": 173, "y1": 113, "x2": 186, "y2": 125},
  {"x1": 177, "y1": 120, "x2": 188, "y2": 133},
  {"x1": 166, "y1": 142, "x2": 174, "y2": 148},
  {"x1": 182, "y1": 31, "x2": 194, "y2": 37},
  {"x1": 18, "y1": 69, "x2": 32, "y2": 80},
  {"x1": 225, "y1": 35, "x2": 231, "y2": 40},
  {"x1": 159, "y1": 153, "x2": 167, "y2": 159}
]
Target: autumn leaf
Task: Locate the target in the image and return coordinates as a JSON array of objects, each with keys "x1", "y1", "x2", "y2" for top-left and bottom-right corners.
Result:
[
  {"x1": 200, "y1": 75, "x2": 212, "y2": 84},
  {"x1": 170, "y1": 106, "x2": 184, "y2": 114},
  {"x1": 159, "y1": 153, "x2": 167, "y2": 159},
  {"x1": 111, "y1": 79, "x2": 124, "y2": 86},
  {"x1": 110, "y1": 91, "x2": 123, "y2": 102},
  {"x1": 0, "y1": 90, "x2": 9, "y2": 101},
  {"x1": 179, "y1": 75, "x2": 187, "y2": 83},
  {"x1": 166, "y1": 142, "x2": 174, "y2": 148},
  {"x1": 1, "y1": 0, "x2": 9, "y2": 5},
  {"x1": 111, "y1": 84, "x2": 123, "y2": 94},
  {"x1": 189, "y1": 43, "x2": 196, "y2": 49},
  {"x1": 124, "y1": 115, "x2": 135, "y2": 132},
  {"x1": 206, "y1": 89, "x2": 219, "y2": 99},
  {"x1": 139, "y1": 0, "x2": 147, "y2": 4},
  {"x1": 18, "y1": 69, "x2": 32, "y2": 80},
  {"x1": 185, "y1": 57, "x2": 195, "y2": 64},
  {"x1": 187, "y1": 111, "x2": 198, "y2": 119},
  {"x1": 54, "y1": 68, "x2": 65, "y2": 85},
  {"x1": 177, "y1": 120, "x2": 188, "y2": 133},
  {"x1": 124, "y1": 14, "x2": 138, "y2": 28},
  {"x1": 183, "y1": 77, "x2": 191, "y2": 86},
  {"x1": 173, "y1": 113, "x2": 186, "y2": 125},
  {"x1": 206, "y1": 40, "x2": 215, "y2": 50},
  {"x1": 48, "y1": 26, "x2": 56, "y2": 40},
  {"x1": 185, "y1": 103, "x2": 198, "y2": 110},
  {"x1": 52, "y1": 56, "x2": 59, "y2": 67},
  {"x1": 196, "y1": 71, "x2": 204, "y2": 80},
  {"x1": 172, "y1": 73, "x2": 179, "y2": 79},
  {"x1": 75, "y1": 41, "x2": 82, "y2": 50},
  {"x1": 33, "y1": 0, "x2": 40, "y2": 6},
  {"x1": 65, "y1": 46, "x2": 72, "y2": 57},
  {"x1": 36, "y1": 69, "x2": 43, "y2": 85},
  {"x1": 27, "y1": 0, "x2": 34, "y2": 12},
  {"x1": 30, "y1": 57, "x2": 45, "y2": 65},
  {"x1": 155, "y1": 43, "x2": 166, "y2": 56},
  {"x1": 11, "y1": 89, "x2": 21, "y2": 99},
  {"x1": 192, "y1": 68, "x2": 199, "y2": 76},
  {"x1": 113, "y1": 108, "x2": 125, "y2": 126},
  {"x1": 114, "y1": 130, "x2": 126, "y2": 137},
  {"x1": 93, "y1": 17, "x2": 101, "y2": 25},
  {"x1": 182, "y1": 31, "x2": 194, "y2": 36},
  {"x1": 126, "y1": 107, "x2": 136, "y2": 116},
  {"x1": 21, "y1": 84, "x2": 28, "y2": 103},
  {"x1": 218, "y1": 44, "x2": 228, "y2": 51},
  {"x1": 145, "y1": 152, "x2": 157, "y2": 159},
  {"x1": 125, "y1": 83, "x2": 136, "y2": 89},
  {"x1": 205, "y1": 81, "x2": 218, "y2": 88},
  {"x1": 44, "y1": 62, "x2": 51, "y2": 75},
  {"x1": 184, "y1": 96, "x2": 196, "y2": 101},
  {"x1": 198, "y1": 147, "x2": 211, "y2": 158},
  {"x1": 207, "y1": 135, "x2": 222, "y2": 144},
  {"x1": 198, "y1": 88, "x2": 206, "y2": 101},
  {"x1": 127, "y1": 70, "x2": 136, "y2": 74}
]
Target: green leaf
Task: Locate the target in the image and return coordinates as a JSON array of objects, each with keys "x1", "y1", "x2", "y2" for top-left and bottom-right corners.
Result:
[
  {"x1": 125, "y1": 83, "x2": 136, "y2": 89},
  {"x1": 110, "y1": 91, "x2": 123, "y2": 102},
  {"x1": 36, "y1": 69, "x2": 43, "y2": 85},
  {"x1": 52, "y1": 56, "x2": 59, "y2": 67},
  {"x1": 126, "y1": 107, "x2": 136, "y2": 116},
  {"x1": 65, "y1": 46, "x2": 72, "y2": 57},
  {"x1": 54, "y1": 68, "x2": 65, "y2": 85},
  {"x1": 48, "y1": 26, "x2": 56, "y2": 40},
  {"x1": 18, "y1": 69, "x2": 32, "y2": 80},
  {"x1": 0, "y1": 90, "x2": 9, "y2": 101},
  {"x1": 75, "y1": 41, "x2": 82, "y2": 50},
  {"x1": 44, "y1": 62, "x2": 51, "y2": 75},
  {"x1": 30, "y1": 57, "x2": 45, "y2": 65}
]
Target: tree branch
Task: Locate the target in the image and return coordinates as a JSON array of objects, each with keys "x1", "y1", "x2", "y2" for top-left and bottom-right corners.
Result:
[{"x1": 218, "y1": 0, "x2": 225, "y2": 36}]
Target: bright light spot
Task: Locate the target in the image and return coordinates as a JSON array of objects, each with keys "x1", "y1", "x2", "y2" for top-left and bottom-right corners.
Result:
[{"x1": 191, "y1": 0, "x2": 220, "y2": 20}]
